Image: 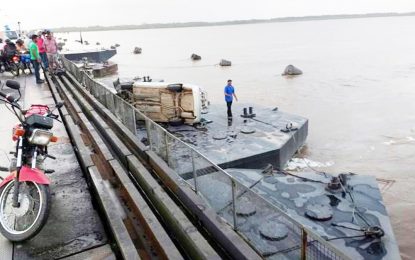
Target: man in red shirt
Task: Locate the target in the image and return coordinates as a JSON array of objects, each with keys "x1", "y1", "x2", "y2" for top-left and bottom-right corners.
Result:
[{"x1": 36, "y1": 31, "x2": 49, "y2": 70}]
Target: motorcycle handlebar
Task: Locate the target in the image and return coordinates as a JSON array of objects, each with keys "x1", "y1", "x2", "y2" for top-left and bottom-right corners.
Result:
[{"x1": 0, "y1": 92, "x2": 18, "y2": 103}]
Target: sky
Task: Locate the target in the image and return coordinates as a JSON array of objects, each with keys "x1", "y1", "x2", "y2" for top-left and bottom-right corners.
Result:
[{"x1": 1, "y1": 0, "x2": 415, "y2": 30}]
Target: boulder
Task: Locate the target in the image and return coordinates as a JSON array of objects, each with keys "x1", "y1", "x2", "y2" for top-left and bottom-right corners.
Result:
[
  {"x1": 110, "y1": 45, "x2": 116, "y2": 49},
  {"x1": 96, "y1": 42, "x2": 100, "y2": 45},
  {"x1": 115, "y1": 43, "x2": 120, "y2": 47},
  {"x1": 219, "y1": 59, "x2": 231, "y2": 66},
  {"x1": 191, "y1": 53, "x2": 201, "y2": 60},
  {"x1": 133, "y1": 47, "x2": 142, "y2": 54},
  {"x1": 282, "y1": 64, "x2": 302, "y2": 76}
]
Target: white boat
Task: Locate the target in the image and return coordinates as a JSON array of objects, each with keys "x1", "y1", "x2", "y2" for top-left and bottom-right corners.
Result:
[{"x1": 130, "y1": 82, "x2": 209, "y2": 125}]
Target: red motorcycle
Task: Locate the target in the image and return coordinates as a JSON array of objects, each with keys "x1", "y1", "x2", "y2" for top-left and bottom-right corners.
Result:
[
  {"x1": 0, "y1": 52, "x2": 20, "y2": 77},
  {"x1": 0, "y1": 80, "x2": 63, "y2": 241}
]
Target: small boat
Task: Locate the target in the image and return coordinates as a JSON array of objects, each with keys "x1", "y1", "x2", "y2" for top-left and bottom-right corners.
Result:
[{"x1": 63, "y1": 49, "x2": 117, "y2": 63}]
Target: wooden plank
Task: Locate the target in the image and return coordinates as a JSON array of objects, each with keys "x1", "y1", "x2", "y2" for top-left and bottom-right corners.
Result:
[
  {"x1": 63, "y1": 114, "x2": 94, "y2": 170},
  {"x1": 88, "y1": 166, "x2": 140, "y2": 260},
  {"x1": 108, "y1": 160, "x2": 183, "y2": 260},
  {"x1": 126, "y1": 155, "x2": 220, "y2": 260}
]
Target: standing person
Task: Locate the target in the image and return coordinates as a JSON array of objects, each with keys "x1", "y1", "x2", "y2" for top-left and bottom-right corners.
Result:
[
  {"x1": 44, "y1": 31, "x2": 58, "y2": 72},
  {"x1": 37, "y1": 31, "x2": 48, "y2": 70},
  {"x1": 29, "y1": 34, "x2": 44, "y2": 84},
  {"x1": 224, "y1": 79, "x2": 238, "y2": 118},
  {"x1": 0, "y1": 38, "x2": 5, "y2": 64},
  {"x1": 16, "y1": 39, "x2": 27, "y2": 53}
]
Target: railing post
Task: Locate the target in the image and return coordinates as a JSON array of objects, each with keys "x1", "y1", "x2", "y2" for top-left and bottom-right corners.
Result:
[
  {"x1": 145, "y1": 118, "x2": 153, "y2": 150},
  {"x1": 131, "y1": 107, "x2": 137, "y2": 136},
  {"x1": 231, "y1": 178, "x2": 238, "y2": 230},
  {"x1": 191, "y1": 150, "x2": 198, "y2": 193},
  {"x1": 301, "y1": 228, "x2": 307, "y2": 260},
  {"x1": 165, "y1": 133, "x2": 169, "y2": 165}
]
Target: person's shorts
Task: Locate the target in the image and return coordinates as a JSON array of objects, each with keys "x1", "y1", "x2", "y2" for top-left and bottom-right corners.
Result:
[{"x1": 47, "y1": 53, "x2": 59, "y2": 67}]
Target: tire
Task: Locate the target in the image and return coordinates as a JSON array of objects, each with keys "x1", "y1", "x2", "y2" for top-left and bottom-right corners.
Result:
[
  {"x1": 27, "y1": 63, "x2": 33, "y2": 74},
  {"x1": 0, "y1": 181, "x2": 51, "y2": 241},
  {"x1": 10, "y1": 63, "x2": 19, "y2": 77},
  {"x1": 24, "y1": 63, "x2": 33, "y2": 75},
  {"x1": 167, "y1": 84, "x2": 183, "y2": 92},
  {"x1": 169, "y1": 117, "x2": 183, "y2": 126},
  {"x1": 18, "y1": 63, "x2": 25, "y2": 75}
]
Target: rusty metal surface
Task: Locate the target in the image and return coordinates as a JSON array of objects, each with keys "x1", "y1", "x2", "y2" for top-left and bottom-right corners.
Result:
[
  {"x1": 61, "y1": 70, "x2": 262, "y2": 259},
  {"x1": 54, "y1": 74, "x2": 187, "y2": 259}
]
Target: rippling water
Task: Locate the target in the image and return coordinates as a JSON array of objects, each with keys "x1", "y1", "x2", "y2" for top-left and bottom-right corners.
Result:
[{"x1": 58, "y1": 16, "x2": 415, "y2": 258}]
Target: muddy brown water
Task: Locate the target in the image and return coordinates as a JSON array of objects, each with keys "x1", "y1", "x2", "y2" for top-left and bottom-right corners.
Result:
[{"x1": 58, "y1": 16, "x2": 415, "y2": 258}]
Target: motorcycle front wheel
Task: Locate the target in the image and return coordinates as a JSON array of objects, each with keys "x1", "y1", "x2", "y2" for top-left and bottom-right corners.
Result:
[{"x1": 0, "y1": 180, "x2": 51, "y2": 241}]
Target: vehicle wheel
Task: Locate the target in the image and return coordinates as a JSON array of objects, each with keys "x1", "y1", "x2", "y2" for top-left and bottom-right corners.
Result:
[
  {"x1": 0, "y1": 181, "x2": 51, "y2": 241},
  {"x1": 23, "y1": 63, "x2": 33, "y2": 75},
  {"x1": 167, "y1": 84, "x2": 183, "y2": 92},
  {"x1": 169, "y1": 117, "x2": 183, "y2": 126},
  {"x1": 10, "y1": 63, "x2": 19, "y2": 76},
  {"x1": 18, "y1": 63, "x2": 25, "y2": 75},
  {"x1": 27, "y1": 63, "x2": 33, "y2": 74}
]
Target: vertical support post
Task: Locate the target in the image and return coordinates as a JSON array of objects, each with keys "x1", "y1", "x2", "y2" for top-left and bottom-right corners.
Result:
[
  {"x1": 131, "y1": 106, "x2": 137, "y2": 136},
  {"x1": 165, "y1": 132, "x2": 169, "y2": 165},
  {"x1": 145, "y1": 118, "x2": 153, "y2": 150},
  {"x1": 191, "y1": 150, "x2": 198, "y2": 193},
  {"x1": 231, "y1": 178, "x2": 238, "y2": 230},
  {"x1": 301, "y1": 228, "x2": 307, "y2": 260}
]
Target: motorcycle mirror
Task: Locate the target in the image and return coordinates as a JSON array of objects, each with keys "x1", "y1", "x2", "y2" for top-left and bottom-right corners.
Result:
[
  {"x1": 5, "y1": 80, "x2": 20, "y2": 90},
  {"x1": 56, "y1": 101, "x2": 64, "y2": 109}
]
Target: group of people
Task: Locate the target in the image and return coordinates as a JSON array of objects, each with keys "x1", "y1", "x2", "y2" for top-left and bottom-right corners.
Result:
[
  {"x1": 28, "y1": 30, "x2": 59, "y2": 84},
  {"x1": 1, "y1": 30, "x2": 59, "y2": 84}
]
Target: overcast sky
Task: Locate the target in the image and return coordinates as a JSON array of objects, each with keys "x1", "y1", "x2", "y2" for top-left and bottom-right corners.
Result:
[{"x1": 1, "y1": 0, "x2": 415, "y2": 29}]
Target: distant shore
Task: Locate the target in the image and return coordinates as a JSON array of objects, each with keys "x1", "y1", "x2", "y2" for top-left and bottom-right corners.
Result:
[{"x1": 52, "y1": 12, "x2": 415, "y2": 33}]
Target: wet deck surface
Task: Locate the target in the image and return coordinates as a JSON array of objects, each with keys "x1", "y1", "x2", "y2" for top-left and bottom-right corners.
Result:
[
  {"x1": 163, "y1": 103, "x2": 308, "y2": 175},
  {"x1": 0, "y1": 74, "x2": 109, "y2": 259},
  {"x1": 191, "y1": 168, "x2": 400, "y2": 259}
]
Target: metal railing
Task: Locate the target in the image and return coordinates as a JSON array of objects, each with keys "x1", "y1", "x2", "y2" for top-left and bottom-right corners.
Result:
[{"x1": 61, "y1": 56, "x2": 350, "y2": 260}]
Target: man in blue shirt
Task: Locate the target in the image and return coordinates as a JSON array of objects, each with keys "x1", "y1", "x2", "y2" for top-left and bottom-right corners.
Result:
[{"x1": 224, "y1": 79, "x2": 238, "y2": 118}]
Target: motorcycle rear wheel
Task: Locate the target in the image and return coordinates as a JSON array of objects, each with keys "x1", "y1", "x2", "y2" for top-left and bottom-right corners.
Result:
[
  {"x1": 26, "y1": 63, "x2": 33, "y2": 74},
  {"x1": 0, "y1": 180, "x2": 51, "y2": 241},
  {"x1": 10, "y1": 63, "x2": 20, "y2": 77}
]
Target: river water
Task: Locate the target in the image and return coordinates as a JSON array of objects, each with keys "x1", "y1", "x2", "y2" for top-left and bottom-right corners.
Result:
[{"x1": 58, "y1": 16, "x2": 415, "y2": 258}]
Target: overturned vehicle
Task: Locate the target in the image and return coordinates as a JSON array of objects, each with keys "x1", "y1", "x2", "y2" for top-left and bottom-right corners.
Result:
[{"x1": 114, "y1": 79, "x2": 209, "y2": 125}]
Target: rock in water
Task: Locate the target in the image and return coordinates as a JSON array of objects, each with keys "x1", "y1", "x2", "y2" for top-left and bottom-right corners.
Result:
[
  {"x1": 282, "y1": 64, "x2": 303, "y2": 76},
  {"x1": 110, "y1": 45, "x2": 116, "y2": 49},
  {"x1": 220, "y1": 59, "x2": 232, "y2": 66},
  {"x1": 115, "y1": 43, "x2": 120, "y2": 47},
  {"x1": 133, "y1": 47, "x2": 142, "y2": 54},
  {"x1": 191, "y1": 53, "x2": 201, "y2": 60}
]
